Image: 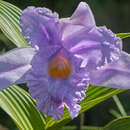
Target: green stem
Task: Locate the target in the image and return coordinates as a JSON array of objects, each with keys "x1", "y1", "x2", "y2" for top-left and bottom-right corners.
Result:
[
  {"x1": 80, "y1": 113, "x2": 84, "y2": 130},
  {"x1": 112, "y1": 95, "x2": 127, "y2": 116},
  {"x1": 77, "y1": 113, "x2": 85, "y2": 130},
  {"x1": 109, "y1": 109, "x2": 121, "y2": 118}
]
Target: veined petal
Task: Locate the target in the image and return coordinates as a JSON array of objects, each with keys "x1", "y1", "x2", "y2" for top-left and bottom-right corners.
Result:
[
  {"x1": 63, "y1": 26, "x2": 122, "y2": 70},
  {"x1": 60, "y1": 2, "x2": 96, "y2": 43},
  {"x1": 60, "y1": 2, "x2": 95, "y2": 28},
  {"x1": 89, "y1": 52, "x2": 130, "y2": 89},
  {"x1": 70, "y1": 2, "x2": 96, "y2": 27},
  {"x1": 0, "y1": 47, "x2": 35, "y2": 90},
  {"x1": 20, "y1": 6, "x2": 61, "y2": 49}
]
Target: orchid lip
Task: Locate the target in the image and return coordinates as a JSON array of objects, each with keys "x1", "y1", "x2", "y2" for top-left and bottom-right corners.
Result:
[{"x1": 48, "y1": 56, "x2": 71, "y2": 78}]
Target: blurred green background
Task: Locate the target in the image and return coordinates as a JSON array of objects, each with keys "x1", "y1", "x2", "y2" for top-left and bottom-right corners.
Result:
[{"x1": 0, "y1": 0, "x2": 130, "y2": 130}]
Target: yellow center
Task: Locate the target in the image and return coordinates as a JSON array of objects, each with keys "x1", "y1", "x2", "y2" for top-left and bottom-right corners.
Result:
[{"x1": 48, "y1": 56, "x2": 71, "y2": 78}]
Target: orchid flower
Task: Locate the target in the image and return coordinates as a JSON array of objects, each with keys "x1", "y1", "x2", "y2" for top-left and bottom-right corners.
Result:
[{"x1": 0, "y1": 2, "x2": 130, "y2": 120}]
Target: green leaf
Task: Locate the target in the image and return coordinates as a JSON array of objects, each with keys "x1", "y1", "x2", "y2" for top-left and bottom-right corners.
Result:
[
  {"x1": 46, "y1": 86, "x2": 126, "y2": 130},
  {"x1": 116, "y1": 33, "x2": 130, "y2": 39},
  {"x1": 0, "y1": 85, "x2": 46, "y2": 130},
  {"x1": 103, "y1": 116, "x2": 130, "y2": 130},
  {"x1": 0, "y1": 0, "x2": 28, "y2": 47}
]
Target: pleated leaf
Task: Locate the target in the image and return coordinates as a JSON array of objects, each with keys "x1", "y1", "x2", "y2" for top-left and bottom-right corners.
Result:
[
  {"x1": 103, "y1": 116, "x2": 130, "y2": 130},
  {"x1": 0, "y1": 0, "x2": 28, "y2": 47},
  {"x1": 0, "y1": 85, "x2": 46, "y2": 130}
]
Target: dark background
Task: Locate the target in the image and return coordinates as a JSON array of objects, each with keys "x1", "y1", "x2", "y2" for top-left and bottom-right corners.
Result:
[{"x1": 0, "y1": 0, "x2": 130, "y2": 129}]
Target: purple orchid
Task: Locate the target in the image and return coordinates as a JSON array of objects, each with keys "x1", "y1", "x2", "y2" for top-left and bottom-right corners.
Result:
[{"x1": 0, "y1": 2, "x2": 130, "y2": 120}]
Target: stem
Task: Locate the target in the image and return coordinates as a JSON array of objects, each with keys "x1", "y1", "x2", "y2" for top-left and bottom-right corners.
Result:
[
  {"x1": 80, "y1": 113, "x2": 84, "y2": 130},
  {"x1": 77, "y1": 113, "x2": 85, "y2": 130},
  {"x1": 109, "y1": 109, "x2": 121, "y2": 118},
  {"x1": 112, "y1": 95, "x2": 127, "y2": 116}
]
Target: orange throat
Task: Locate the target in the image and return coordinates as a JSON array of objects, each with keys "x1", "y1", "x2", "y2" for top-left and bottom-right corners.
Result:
[{"x1": 48, "y1": 56, "x2": 71, "y2": 78}]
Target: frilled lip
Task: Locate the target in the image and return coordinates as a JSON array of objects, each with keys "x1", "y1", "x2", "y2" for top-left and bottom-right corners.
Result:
[{"x1": 27, "y1": 60, "x2": 89, "y2": 120}]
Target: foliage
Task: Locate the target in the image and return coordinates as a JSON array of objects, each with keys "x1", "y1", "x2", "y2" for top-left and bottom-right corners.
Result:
[{"x1": 103, "y1": 116, "x2": 130, "y2": 130}]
